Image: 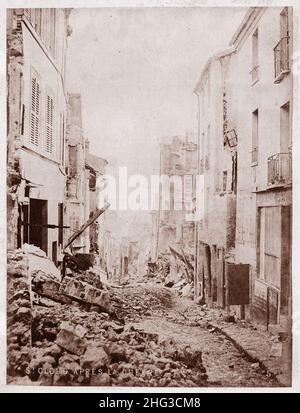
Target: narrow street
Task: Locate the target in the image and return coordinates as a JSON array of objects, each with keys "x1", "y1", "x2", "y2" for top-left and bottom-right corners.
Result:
[
  {"x1": 6, "y1": 6, "x2": 294, "y2": 391},
  {"x1": 7, "y1": 248, "x2": 278, "y2": 387},
  {"x1": 127, "y1": 285, "x2": 278, "y2": 388}
]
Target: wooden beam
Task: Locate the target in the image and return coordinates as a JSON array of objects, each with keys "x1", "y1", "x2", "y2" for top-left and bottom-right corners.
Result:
[{"x1": 64, "y1": 202, "x2": 110, "y2": 250}]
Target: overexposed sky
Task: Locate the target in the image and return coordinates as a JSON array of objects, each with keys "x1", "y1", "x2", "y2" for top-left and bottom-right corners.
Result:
[{"x1": 66, "y1": 7, "x2": 247, "y2": 177}]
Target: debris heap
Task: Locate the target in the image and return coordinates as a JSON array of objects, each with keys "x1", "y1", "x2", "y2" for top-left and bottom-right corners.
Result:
[
  {"x1": 7, "y1": 246, "x2": 208, "y2": 387},
  {"x1": 145, "y1": 248, "x2": 195, "y2": 299}
]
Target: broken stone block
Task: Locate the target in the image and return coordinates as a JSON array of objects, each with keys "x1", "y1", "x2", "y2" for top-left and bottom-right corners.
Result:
[
  {"x1": 32, "y1": 274, "x2": 73, "y2": 305},
  {"x1": 56, "y1": 323, "x2": 86, "y2": 356},
  {"x1": 61, "y1": 277, "x2": 111, "y2": 313},
  {"x1": 75, "y1": 324, "x2": 88, "y2": 338},
  {"x1": 181, "y1": 283, "x2": 192, "y2": 297},
  {"x1": 106, "y1": 343, "x2": 128, "y2": 362},
  {"x1": 58, "y1": 353, "x2": 80, "y2": 369},
  {"x1": 81, "y1": 346, "x2": 111, "y2": 370},
  {"x1": 44, "y1": 344, "x2": 63, "y2": 359},
  {"x1": 74, "y1": 268, "x2": 103, "y2": 289},
  {"x1": 61, "y1": 277, "x2": 95, "y2": 303},
  {"x1": 92, "y1": 289, "x2": 111, "y2": 313}
]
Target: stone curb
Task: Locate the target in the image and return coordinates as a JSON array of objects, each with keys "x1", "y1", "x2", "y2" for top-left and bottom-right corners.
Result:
[{"x1": 208, "y1": 322, "x2": 290, "y2": 388}]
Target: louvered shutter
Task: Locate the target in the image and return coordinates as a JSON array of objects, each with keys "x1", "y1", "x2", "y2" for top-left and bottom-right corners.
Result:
[
  {"x1": 46, "y1": 93, "x2": 54, "y2": 154},
  {"x1": 30, "y1": 73, "x2": 41, "y2": 146}
]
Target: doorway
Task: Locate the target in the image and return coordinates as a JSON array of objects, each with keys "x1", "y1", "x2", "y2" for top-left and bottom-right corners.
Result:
[
  {"x1": 29, "y1": 199, "x2": 48, "y2": 254},
  {"x1": 258, "y1": 205, "x2": 292, "y2": 323}
]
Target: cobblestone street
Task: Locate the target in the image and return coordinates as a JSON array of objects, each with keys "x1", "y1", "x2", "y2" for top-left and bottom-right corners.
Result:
[
  {"x1": 133, "y1": 317, "x2": 276, "y2": 387},
  {"x1": 132, "y1": 291, "x2": 279, "y2": 388},
  {"x1": 7, "y1": 258, "x2": 280, "y2": 388}
]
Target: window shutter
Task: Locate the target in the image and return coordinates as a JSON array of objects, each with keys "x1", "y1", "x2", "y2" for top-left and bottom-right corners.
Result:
[
  {"x1": 46, "y1": 94, "x2": 54, "y2": 154},
  {"x1": 30, "y1": 74, "x2": 41, "y2": 146}
]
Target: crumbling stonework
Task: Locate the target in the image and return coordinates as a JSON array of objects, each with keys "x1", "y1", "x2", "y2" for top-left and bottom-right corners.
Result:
[
  {"x1": 7, "y1": 250, "x2": 32, "y2": 378},
  {"x1": 7, "y1": 30, "x2": 24, "y2": 250},
  {"x1": 7, "y1": 248, "x2": 208, "y2": 386}
]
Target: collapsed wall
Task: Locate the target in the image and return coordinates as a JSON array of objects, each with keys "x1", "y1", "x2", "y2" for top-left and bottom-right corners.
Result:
[{"x1": 7, "y1": 245, "x2": 208, "y2": 387}]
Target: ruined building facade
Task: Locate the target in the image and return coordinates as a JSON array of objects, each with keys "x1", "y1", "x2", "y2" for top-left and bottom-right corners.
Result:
[
  {"x1": 150, "y1": 136, "x2": 197, "y2": 281},
  {"x1": 65, "y1": 93, "x2": 107, "y2": 256},
  {"x1": 194, "y1": 7, "x2": 293, "y2": 332},
  {"x1": 7, "y1": 9, "x2": 107, "y2": 267},
  {"x1": 7, "y1": 8, "x2": 71, "y2": 261}
]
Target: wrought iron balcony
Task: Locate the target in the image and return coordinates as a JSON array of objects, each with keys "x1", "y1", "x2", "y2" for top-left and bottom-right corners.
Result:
[
  {"x1": 267, "y1": 152, "x2": 292, "y2": 186},
  {"x1": 274, "y1": 36, "x2": 290, "y2": 82}
]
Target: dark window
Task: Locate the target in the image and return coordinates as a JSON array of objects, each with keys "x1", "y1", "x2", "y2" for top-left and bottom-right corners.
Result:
[
  {"x1": 58, "y1": 203, "x2": 63, "y2": 246},
  {"x1": 232, "y1": 153, "x2": 238, "y2": 194},
  {"x1": 252, "y1": 109, "x2": 258, "y2": 163},
  {"x1": 68, "y1": 146, "x2": 77, "y2": 176},
  {"x1": 29, "y1": 199, "x2": 48, "y2": 254},
  {"x1": 52, "y1": 241, "x2": 58, "y2": 267},
  {"x1": 222, "y1": 170, "x2": 227, "y2": 192}
]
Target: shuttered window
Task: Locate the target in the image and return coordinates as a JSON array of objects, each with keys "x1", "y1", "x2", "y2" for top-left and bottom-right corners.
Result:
[
  {"x1": 30, "y1": 72, "x2": 41, "y2": 146},
  {"x1": 46, "y1": 92, "x2": 54, "y2": 154}
]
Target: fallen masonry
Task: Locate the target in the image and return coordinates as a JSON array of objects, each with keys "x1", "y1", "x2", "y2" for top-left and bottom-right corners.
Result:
[
  {"x1": 32, "y1": 273, "x2": 111, "y2": 313},
  {"x1": 7, "y1": 246, "x2": 208, "y2": 387}
]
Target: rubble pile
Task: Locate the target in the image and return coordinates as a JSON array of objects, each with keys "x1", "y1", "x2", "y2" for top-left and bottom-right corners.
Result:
[
  {"x1": 164, "y1": 304, "x2": 212, "y2": 327},
  {"x1": 109, "y1": 284, "x2": 174, "y2": 322},
  {"x1": 146, "y1": 251, "x2": 194, "y2": 299},
  {"x1": 21, "y1": 304, "x2": 207, "y2": 386},
  {"x1": 7, "y1": 249, "x2": 32, "y2": 378},
  {"x1": 7, "y1": 247, "x2": 208, "y2": 387}
]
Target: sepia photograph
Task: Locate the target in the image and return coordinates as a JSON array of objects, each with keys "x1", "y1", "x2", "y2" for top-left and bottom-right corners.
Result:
[{"x1": 3, "y1": 0, "x2": 299, "y2": 392}]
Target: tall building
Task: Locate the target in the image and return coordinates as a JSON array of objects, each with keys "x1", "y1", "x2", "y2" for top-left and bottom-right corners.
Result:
[
  {"x1": 151, "y1": 135, "x2": 198, "y2": 264},
  {"x1": 65, "y1": 93, "x2": 107, "y2": 255},
  {"x1": 194, "y1": 47, "x2": 238, "y2": 307},
  {"x1": 194, "y1": 7, "x2": 293, "y2": 334},
  {"x1": 231, "y1": 7, "x2": 293, "y2": 330},
  {"x1": 7, "y1": 8, "x2": 71, "y2": 262}
]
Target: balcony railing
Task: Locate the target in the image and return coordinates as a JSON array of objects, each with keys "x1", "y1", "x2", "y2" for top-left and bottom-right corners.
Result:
[
  {"x1": 267, "y1": 152, "x2": 292, "y2": 186},
  {"x1": 274, "y1": 36, "x2": 290, "y2": 82}
]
